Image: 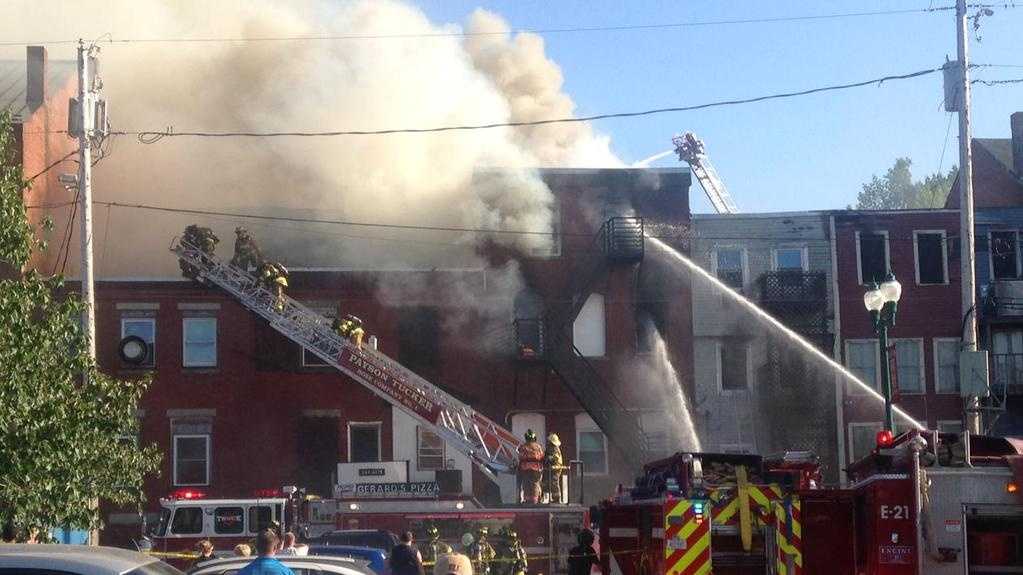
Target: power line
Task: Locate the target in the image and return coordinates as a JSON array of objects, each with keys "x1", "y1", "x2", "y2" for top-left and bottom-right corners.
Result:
[
  {"x1": 973, "y1": 77, "x2": 1023, "y2": 85},
  {"x1": 116, "y1": 66, "x2": 943, "y2": 142},
  {"x1": 25, "y1": 149, "x2": 78, "y2": 182},
  {"x1": 0, "y1": 5, "x2": 986, "y2": 47}
]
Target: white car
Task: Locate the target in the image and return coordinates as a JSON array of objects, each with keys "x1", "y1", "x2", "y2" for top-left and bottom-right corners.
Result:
[
  {"x1": 188, "y1": 555, "x2": 374, "y2": 575},
  {"x1": 0, "y1": 544, "x2": 184, "y2": 575}
]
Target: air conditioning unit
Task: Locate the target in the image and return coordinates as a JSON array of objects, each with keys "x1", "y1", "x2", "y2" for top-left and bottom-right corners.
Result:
[{"x1": 993, "y1": 281, "x2": 1023, "y2": 316}]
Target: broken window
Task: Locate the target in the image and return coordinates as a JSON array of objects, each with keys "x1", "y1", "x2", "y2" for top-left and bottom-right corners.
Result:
[
  {"x1": 858, "y1": 232, "x2": 888, "y2": 284},
  {"x1": 992, "y1": 231, "x2": 1019, "y2": 280},
  {"x1": 915, "y1": 232, "x2": 947, "y2": 284},
  {"x1": 715, "y1": 248, "x2": 744, "y2": 289}
]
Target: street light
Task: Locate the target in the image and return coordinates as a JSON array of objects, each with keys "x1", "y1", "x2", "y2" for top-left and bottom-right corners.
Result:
[{"x1": 863, "y1": 273, "x2": 902, "y2": 432}]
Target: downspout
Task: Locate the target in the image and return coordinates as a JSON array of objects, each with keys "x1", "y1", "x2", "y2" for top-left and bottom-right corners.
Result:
[{"x1": 830, "y1": 213, "x2": 847, "y2": 484}]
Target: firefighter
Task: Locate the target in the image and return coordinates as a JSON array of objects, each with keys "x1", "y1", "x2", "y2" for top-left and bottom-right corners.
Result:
[
  {"x1": 230, "y1": 226, "x2": 263, "y2": 270},
  {"x1": 517, "y1": 430, "x2": 545, "y2": 504},
  {"x1": 505, "y1": 530, "x2": 527, "y2": 575},
  {"x1": 259, "y1": 262, "x2": 289, "y2": 312},
  {"x1": 469, "y1": 526, "x2": 496, "y2": 575},
  {"x1": 179, "y1": 225, "x2": 219, "y2": 282},
  {"x1": 544, "y1": 433, "x2": 565, "y2": 504},
  {"x1": 567, "y1": 530, "x2": 598, "y2": 575},
  {"x1": 334, "y1": 314, "x2": 366, "y2": 349},
  {"x1": 422, "y1": 525, "x2": 451, "y2": 568}
]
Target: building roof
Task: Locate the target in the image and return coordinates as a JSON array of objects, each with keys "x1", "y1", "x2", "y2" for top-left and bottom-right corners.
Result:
[
  {"x1": 976, "y1": 138, "x2": 1015, "y2": 173},
  {"x1": 945, "y1": 137, "x2": 1023, "y2": 209},
  {"x1": 0, "y1": 58, "x2": 75, "y2": 121}
]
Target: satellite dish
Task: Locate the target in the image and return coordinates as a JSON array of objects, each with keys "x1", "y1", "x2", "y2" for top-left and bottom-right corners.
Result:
[{"x1": 119, "y1": 335, "x2": 148, "y2": 365}]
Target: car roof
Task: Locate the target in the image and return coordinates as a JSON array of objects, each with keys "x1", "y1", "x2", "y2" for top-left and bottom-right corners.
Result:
[
  {"x1": 190, "y1": 556, "x2": 369, "y2": 575},
  {"x1": 0, "y1": 544, "x2": 171, "y2": 575},
  {"x1": 308, "y1": 545, "x2": 386, "y2": 556}
]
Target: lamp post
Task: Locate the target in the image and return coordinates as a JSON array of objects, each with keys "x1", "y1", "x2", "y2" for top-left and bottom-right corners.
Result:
[{"x1": 864, "y1": 273, "x2": 903, "y2": 432}]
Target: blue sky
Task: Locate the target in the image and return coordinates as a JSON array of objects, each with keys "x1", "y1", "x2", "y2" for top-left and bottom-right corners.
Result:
[{"x1": 417, "y1": 1, "x2": 1023, "y2": 213}]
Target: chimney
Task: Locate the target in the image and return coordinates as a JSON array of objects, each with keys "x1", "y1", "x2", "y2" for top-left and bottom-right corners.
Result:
[
  {"x1": 1012, "y1": 112, "x2": 1023, "y2": 177},
  {"x1": 26, "y1": 45, "x2": 46, "y2": 110}
]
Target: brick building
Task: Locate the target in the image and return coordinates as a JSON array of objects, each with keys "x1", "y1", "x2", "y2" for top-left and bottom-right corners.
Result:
[
  {"x1": 832, "y1": 210, "x2": 964, "y2": 470},
  {"x1": 91, "y1": 168, "x2": 693, "y2": 543}
]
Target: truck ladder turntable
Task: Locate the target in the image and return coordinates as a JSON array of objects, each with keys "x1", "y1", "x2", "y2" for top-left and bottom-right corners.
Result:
[{"x1": 172, "y1": 239, "x2": 521, "y2": 482}]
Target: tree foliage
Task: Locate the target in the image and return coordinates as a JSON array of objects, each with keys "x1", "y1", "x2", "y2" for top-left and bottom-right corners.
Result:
[
  {"x1": 0, "y1": 111, "x2": 161, "y2": 533},
  {"x1": 853, "y1": 158, "x2": 957, "y2": 210}
]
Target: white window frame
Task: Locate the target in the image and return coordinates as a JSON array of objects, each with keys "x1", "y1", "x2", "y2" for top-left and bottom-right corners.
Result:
[
  {"x1": 575, "y1": 414, "x2": 608, "y2": 476},
  {"x1": 416, "y1": 426, "x2": 446, "y2": 471},
  {"x1": 933, "y1": 338, "x2": 962, "y2": 395},
  {"x1": 347, "y1": 422, "x2": 382, "y2": 463},
  {"x1": 989, "y1": 230, "x2": 1021, "y2": 281},
  {"x1": 711, "y1": 247, "x2": 748, "y2": 289},
  {"x1": 855, "y1": 230, "x2": 891, "y2": 285},
  {"x1": 913, "y1": 230, "x2": 949, "y2": 285},
  {"x1": 890, "y1": 338, "x2": 925, "y2": 395},
  {"x1": 182, "y1": 317, "x2": 217, "y2": 368},
  {"x1": 848, "y1": 422, "x2": 883, "y2": 464},
  {"x1": 845, "y1": 339, "x2": 880, "y2": 394},
  {"x1": 121, "y1": 317, "x2": 156, "y2": 367},
  {"x1": 173, "y1": 434, "x2": 210, "y2": 487},
  {"x1": 771, "y1": 246, "x2": 809, "y2": 272},
  {"x1": 937, "y1": 420, "x2": 962, "y2": 434},
  {"x1": 716, "y1": 340, "x2": 752, "y2": 393}
]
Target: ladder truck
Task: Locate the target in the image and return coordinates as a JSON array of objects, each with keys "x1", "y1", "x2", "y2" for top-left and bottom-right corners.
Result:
[{"x1": 673, "y1": 132, "x2": 739, "y2": 214}]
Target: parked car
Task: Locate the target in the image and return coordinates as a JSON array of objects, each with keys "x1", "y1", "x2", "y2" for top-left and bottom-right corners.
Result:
[
  {"x1": 315, "y1": 530, "x2": 398, "y2": 552},
  {"x1": 307, "y1": 544, "x2": 388, "y2": 574},
  {"x1": 0, "y1": 544, "x2": 184, "y2": 575},
  {"x1": 188, "y1": 555, "x2": 372, "y2": 575}
]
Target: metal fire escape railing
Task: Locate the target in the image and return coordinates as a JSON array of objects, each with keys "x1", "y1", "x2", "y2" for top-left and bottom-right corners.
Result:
[
  {"x1": 542, "y1": 217, "x2": 650, "y2": 468},
  {"x1": 171, "y1": 239, "x2": 521, "y2": 482}
]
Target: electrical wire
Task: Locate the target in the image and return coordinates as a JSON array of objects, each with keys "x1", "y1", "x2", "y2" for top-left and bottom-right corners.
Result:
[
  {"x1": 25, "y1": 149, "x2": 78, "y2": 182},
  {"x1": 0, "y1": 5, "x2": 986, "y2": 47},
  {"x1": 973, "y1": 77, "x2": 1023, "y2": 85}
]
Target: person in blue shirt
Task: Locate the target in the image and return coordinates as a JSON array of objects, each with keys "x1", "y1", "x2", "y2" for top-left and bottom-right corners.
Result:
[{"x1": 237, "y1": 529, "x2": 296, "y2": 575}]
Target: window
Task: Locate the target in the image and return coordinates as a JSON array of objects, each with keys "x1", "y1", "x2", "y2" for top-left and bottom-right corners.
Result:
[
  {"x1": 773, "y1": 247, "x2": 806, "y2": 271},
  {"x1": 173, "y1": 435, "x2": 210, "y2": 486},
  {"x1": 121, "y1": 318, "x2": 155, "y2": 367},
  {"x1": 399, "y1": 307, "x2": 440, "y2": 374},
  {"x1": 893, "y1": 340, "x2": 923, "y2": 394},
  {"x1": 170, "y1": 506, "x2": 203, "y2": 535},
  {"x1": 248, "y1": 506, "x2": 273, "y2": 534},
  {"x1": 857, "y1": 232, "x2": 889, "y2": 285},
  {"x1": 719, "y1": 340, "x2": 749, "y2": 391},
  {"x1": 915, "y1": 232, "x2": 947, "y2": 285},
  {"x1": 991, "y1": 231, "x2": 1019, "y2": 280},
  {"x1": 714, "y1": 248, "x2": 745, "y2": 289},
  {"x1": 846, "y1": 340, "x2": 879, "y2": 394},
  {"x1": 991, "y1": 331, "x2": 1023, "y2": 391},
  {"x1": 575, "y1": 414, "x2": 607, "y2": 474},
  {"x1": 417, "y1": 427, "x2": 445, "y2": 471},
  {"x1": 937, "y1": 420, "x2": 962, "y2": 434},
  {"x1": 934, "y1": 339, "x2": 960, "y2": 394},
  {"x1": 214, "y1": 506, "x2": 244, "y2": 534},
  {"x1": 573, "y1": 293, "x2": 606, "y2": 357},
  {"x1": 848, "y1": 422, "x2": 882, "y2": 463},
  {"x1": 349, "y1": 423, "x2": 381, "y2": 463},
  {"x1": 182, "y1": 317, "x2": 217, "y2": 367}
]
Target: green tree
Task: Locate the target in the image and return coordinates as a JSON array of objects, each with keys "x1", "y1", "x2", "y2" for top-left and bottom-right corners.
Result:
[
  {"x1": 853, "y1": 158, "x2": 957, "y2": 210},
  {"x1": 0, "y1": 111, "x2": 160, "y2": 535}
]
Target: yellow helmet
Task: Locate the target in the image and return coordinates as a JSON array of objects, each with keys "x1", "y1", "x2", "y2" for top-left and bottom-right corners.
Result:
[{"x1": 548, "y1": 433, "x2": 561, "y2": 447}]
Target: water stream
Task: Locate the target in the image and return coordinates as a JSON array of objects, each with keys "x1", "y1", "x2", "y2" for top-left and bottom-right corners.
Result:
[
  {"x1": 648, "y1": 332, "x2": 703, "y2": 451},
  {"x1": 647, "y1": 235, "x2": 925, "y2": 431}
]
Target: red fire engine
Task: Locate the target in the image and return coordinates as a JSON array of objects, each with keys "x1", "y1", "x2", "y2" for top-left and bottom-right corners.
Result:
[{"x1": 599, "y1": 430, "x2": 1023, "y2": 575}]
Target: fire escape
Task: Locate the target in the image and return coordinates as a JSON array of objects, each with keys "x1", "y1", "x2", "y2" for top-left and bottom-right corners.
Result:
[{"x1": 516, "y1": 217, "x2": 650, "y2": 468}]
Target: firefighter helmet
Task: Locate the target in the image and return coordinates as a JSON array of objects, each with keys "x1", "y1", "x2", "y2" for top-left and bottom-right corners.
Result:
[
  {"x1": 548, "y1": 433, "x2": 561, "y2": 447},
  {"x1": 477, "y1": 525, "x2": 489, "y2": 536},
  {"x1": 427, "y1": 525, "x2": 439, "y2": 538},
  {"x1": 524, "y1": 429, "x2": 537, "y2": 443}
]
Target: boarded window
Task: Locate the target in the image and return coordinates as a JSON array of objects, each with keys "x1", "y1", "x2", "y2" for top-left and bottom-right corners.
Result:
[
  {"x1": 859, "y1": 233, "x2": 888, "y2": 284},
  {"x1": 719, "y1": 341, "x2": 749, "y2": 391},
  {"x1": 894, "y1": 340, "x2": 922, "y2": 393},
  {"x1": 398, "y1": 307, "x2": 440, "y2": 375},
  {"x1": 992, "y1": 231, "x2": 1019, "y2": 279},
  {"x1": 916, "y1": 233, "x2": 946, "y2": 284},
  {"x1": 715, "y1": 249, "x2": 744, "y2": 289}
]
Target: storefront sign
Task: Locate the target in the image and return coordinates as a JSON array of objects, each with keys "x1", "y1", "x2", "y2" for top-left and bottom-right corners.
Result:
[{"x1": 343, "y1": 482, "x2": 440, "y2": 499}]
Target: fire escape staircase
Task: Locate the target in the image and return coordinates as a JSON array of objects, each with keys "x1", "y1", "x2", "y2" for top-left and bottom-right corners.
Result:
[
  {"x1": 171, "y1": 239, "x2": 521, "y2": 483},
  {"x1": 542, "y1": 217, "x2": 650, "y2": 468}
]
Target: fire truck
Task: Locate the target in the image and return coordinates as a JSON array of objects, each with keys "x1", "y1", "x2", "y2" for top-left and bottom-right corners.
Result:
[{"x1": 599, "y1": 430, "x2": 1023, "y2": 575}]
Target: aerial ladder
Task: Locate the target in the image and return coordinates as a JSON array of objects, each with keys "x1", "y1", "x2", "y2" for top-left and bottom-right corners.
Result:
[
  {"x1": 171, "y1": 239, "x2": 521, "y2": 483},
  {"x1": 673, "y1": 132, "x2": 740, "y2": 214}
]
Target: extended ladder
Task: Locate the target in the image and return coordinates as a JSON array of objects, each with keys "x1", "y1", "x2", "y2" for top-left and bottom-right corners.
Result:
[
  {"x1": 673, "y1": 132, "x2": 739, "y2": 214},
  {"x1": 171, "y1": 240, "x2": 521, "y2": 481}
]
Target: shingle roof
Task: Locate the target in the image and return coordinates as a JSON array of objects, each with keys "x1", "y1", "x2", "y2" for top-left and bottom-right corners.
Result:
[{"x1": 0, "y1": 59, "x2": 75, "y2": 121}]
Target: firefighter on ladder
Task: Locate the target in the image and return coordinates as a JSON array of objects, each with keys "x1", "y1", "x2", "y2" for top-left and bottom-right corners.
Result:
[
  {"x1": 422, "y1": 525, "x2": 451, "y2": 568},
  {"x1": 333, "y1": 314, "x2": 365, "y2": 349},
  {"x1": 179, "y1": 225, "x2": 219, "y2": 282},
  {"x1": 469, "y1": 526, "x2": 496, "y2": 575},
  {"x1": 231, "y1": 227, "x2": 263, "y2": 270},
  {"x1": 259, "y1": 261, "x2": 289, "y2": 312},
  {"x1": 543, "y1": 433, "x2": 566, "y2": 504},
  {"x1": 517, "y1": 430, "x2": 545, "y2": 504}
]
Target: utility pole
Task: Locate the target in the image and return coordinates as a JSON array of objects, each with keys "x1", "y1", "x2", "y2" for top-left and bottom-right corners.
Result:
[
  {"x1": 955, "y1": 0, "x2": 981, "y2": 435},
  {"x1": 76, "y1": 40, "x2": 97, "y2": 363}
]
